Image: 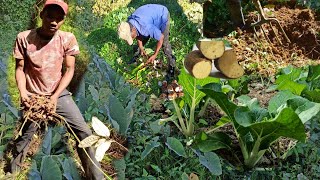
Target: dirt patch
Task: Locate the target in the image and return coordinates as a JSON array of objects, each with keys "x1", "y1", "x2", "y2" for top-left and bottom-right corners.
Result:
[
  {"x1": 247, "y1": 81, "x2": 277, "y2": 108},
  {"x1": 228, "y1": 6, "x2": 320, "y2": 76}
]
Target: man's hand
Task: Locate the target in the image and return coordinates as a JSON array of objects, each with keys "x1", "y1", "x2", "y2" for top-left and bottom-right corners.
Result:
[
  {"x1": 50, "y1": 94, "x2": 59, "y2": 112},
  {"x1": 146, "y1": 54, "x2": 157, "y2": 64},
  {"x1": 140, "y1": 49, "x2": 147, "y2": 57},
  {"x1": 20, "y1": 92, "x2": 30, "y2": 108}
]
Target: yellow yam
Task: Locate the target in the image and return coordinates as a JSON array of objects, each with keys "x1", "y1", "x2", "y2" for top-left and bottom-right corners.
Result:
[
  {"x1": 215, "y1": 49, "x2": 244, "y2": 78},
  {"x1": 184, "y1": 50, "x2": 212, "y2": 79},
  {"x1": 196, "y1": 39, "x2": 225, "y2": 60}
]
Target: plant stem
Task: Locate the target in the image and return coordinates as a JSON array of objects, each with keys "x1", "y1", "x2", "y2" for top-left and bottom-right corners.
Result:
[
  {"x1": 172, "y1": 99, "x2": 188, "y2": 134},
  {"x1": 198, "y1": 97, "x2": 210, "y2": 117},
  {"x1": 159, "y1": 115, "x2": 183, "y2": 132},
  {"x1": 205, "y1": 122, "x2": 230, "y2": 134},
  {"x1": 244, "y1": 131, "x2": 266, "y2": 169},
  {"x1": 186, "y1": 101, "x2": 196, "y2": 136}
]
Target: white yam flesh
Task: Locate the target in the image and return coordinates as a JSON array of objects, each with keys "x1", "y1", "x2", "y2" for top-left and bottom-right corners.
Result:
[
  {"x1": 215, "y1": 49, "x2": 244, "y2": 78},
  {"x1": 184, "y1": 50, "x2": 212, "y2": 79},
  {"x1": 196, "y1": 39, "x2": 225, "y2": 60}
]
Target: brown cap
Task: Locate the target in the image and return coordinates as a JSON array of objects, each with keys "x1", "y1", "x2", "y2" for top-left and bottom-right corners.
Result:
[{"x1": 44, "y1": 0, "x2": 68, "y2": 15}]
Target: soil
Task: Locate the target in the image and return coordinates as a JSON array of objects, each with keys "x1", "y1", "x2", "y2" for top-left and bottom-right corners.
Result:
[{"x1": 228, "y1": 6, "x2": 320, "y2": 76}]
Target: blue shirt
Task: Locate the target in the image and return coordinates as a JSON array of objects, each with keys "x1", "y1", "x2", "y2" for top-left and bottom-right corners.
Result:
[{"x1": 128, "y1": 4, "x2": 169, "y2": 41}]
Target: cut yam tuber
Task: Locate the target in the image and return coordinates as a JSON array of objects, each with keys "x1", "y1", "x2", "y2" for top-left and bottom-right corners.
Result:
[
  {"x1": 184, "y1": 50, "x2": 212, "y2": 79},
  {"x1": 196, "y1": 39, "x2": 225, "y2": 60},
  {"x1": 215, "y1": 48, "x2": 244, "y2": 78}
]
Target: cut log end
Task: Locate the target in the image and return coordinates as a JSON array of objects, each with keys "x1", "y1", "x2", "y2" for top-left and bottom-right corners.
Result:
[
  {"x1": 215, "y1": 49, "x2": 244, "y2": 79},
  {"x1": 196, "y1": 39, "x2": 225, "y2": 60},
  {"x1": 184, "y1": 50, "x2": 212, "y2": 79}
]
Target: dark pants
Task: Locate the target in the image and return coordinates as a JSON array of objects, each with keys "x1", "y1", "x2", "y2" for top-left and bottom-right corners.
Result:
[
  {"x1": 11, "y1": 90, "x2": 103, "y2": 180},
  {"x1": 133, "y1": 15, "x2": 175, "y2": 69}
]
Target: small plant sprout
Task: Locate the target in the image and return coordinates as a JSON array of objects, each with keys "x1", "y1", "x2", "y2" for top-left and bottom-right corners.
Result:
[{"x1": 78, "y1": 116, "x2": 113, "y2": 162}]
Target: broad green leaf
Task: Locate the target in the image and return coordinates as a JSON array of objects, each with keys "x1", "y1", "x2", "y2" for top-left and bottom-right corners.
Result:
[
  {"x1": 149, "y1": 120, "x2": 162, "y2": 134},
  {"x1": 40, "y1": 156, "x2": 62, "y2": 180},
  {"x1": 234, "y1": 107, "x2": 254, "y2": 127},
  {"x1": 28, "y1": 160, "x2": 41, "y2": 180},
  {"x1": 195, "y1": 132, "x2": 232, "y2": 152},
  {"x1": 236, "y1": 108, "x2": 306, "y2": 151},
  {"x1": 179, "y1": 69, "x2": 220, "y2": 107},
  {"x1": 199, "y1": 88, "x2": 237, "y2": 122},
  {"x1": 141, "y1": 136, "x2": 160, "y2": 160},
  {"x1": 181, "y1": 173, "x2": 189, "y2": 180},
  {"x1": 276, "y1": 79, "x2": 306, "y2": 95},
  {"x1": 237, "y1": 95, "x2": 260, "y2": 110},
  {"x1": 302, "y1": 89, "x2": 320, "y2": 103},
  {"x1": 307, "y1": 64, "x2": 320, "y2": 81},
  {"x1": 198, "y1": 152, "x2": 222, "y2": 175},
  {"x1": 42, "y1": 128, "x2": 52, "y2": 155},
  {"x1": 113, "y1": 158, "x2": 126, "y2": 180},
  {"x1": 165, "y1": 137, "x2": 187, "y2": 157},
  {"x1": 106, "y1": 95, "x2": 130, "y2": 134},
  {"x1": 287, "y1": 97, "x2": 320, "y2": 124},
  {"x1": 235, "y1": 106, "x2": 269, "y2": 126},
  {"x1": 62, "y1": 158, "x2": 81, "y2": 180},
  {"x1": 88, "y1": 85, "x2": 99, "y2": 101},
  {"x1": 277, "y1": 66, "x2": 305, "y2": 81},
  {"x1": 268, "y1": 91, "x2": 297, "y2": 115}
]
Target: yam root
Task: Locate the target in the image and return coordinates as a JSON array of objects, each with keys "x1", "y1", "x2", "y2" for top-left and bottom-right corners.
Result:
[
  {"x1": 196, "y1": 39, "x2": 225, "y2": 60},
  {"x1": 184, "y1": 50, "x2": 212, "y2": 79},
  {"x1": 215, "y1": 48, "x2": 244, "y2": 78}
]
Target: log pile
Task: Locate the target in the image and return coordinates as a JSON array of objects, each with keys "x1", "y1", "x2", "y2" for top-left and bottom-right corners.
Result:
[{"x1": 184, "y1": 38, "x2": 244, "y2": 79}]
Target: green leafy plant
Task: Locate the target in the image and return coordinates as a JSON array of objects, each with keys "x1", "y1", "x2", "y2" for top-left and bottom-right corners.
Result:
[
  {"x1": 160, "y1": 69, "x2": 220, "y2": 137},
  {"x1": 200, "y1": 87, "x2": 307, "y2": 168},
  {"x1": 28, "y1": 126, "x2": 81, "y2": 180},
  {"x1": 75, "y1": 56, "x2": 138, "y2": 135},
  {"x1": 275, "y1": 65, "x2": 320, "y2": 103}
]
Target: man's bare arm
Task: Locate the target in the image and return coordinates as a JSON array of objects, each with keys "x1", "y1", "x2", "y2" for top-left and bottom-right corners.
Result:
[{"x1": 15, "y1": 58, "x2": 29, "y2": 102}]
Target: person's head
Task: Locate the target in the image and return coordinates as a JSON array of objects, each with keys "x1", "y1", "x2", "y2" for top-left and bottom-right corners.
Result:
[
  {"x1": 117, "y1": 22, "x2": 137, "y2": 45},
  {"x1": 39, "y1": 0, "x2": 68, "y2": 36}
]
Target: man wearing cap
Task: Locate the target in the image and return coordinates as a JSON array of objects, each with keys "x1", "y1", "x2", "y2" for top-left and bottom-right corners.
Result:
[
  {"x1": 10, "y1": 0, "x2": 103, "y2": 179},
  {"x1": 118, "y1": 4, "x2": 176, "y2": 78}
]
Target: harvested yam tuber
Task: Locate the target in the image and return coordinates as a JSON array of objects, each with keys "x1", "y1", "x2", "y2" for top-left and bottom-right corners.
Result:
[
  {"x1": 184, "y1": 50, "x2": 212, "y2": 79},
  {"x1": 196, "y1": 39, "x2": 225, "y2": 60},
  {"x1": 215, "y1": 48, "x2": 244, "y2": 78}
]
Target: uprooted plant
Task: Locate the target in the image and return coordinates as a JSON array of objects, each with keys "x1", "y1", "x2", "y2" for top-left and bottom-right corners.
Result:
[
  {"x1": 14, "y1": 95, "x2": 114, "y2": 179},
  {"x1": 78, "y1": 116, "x2": 128, "y2": 162},
  {"x1": 16, "y1": 95, "x2": 58, "y2": 139}
]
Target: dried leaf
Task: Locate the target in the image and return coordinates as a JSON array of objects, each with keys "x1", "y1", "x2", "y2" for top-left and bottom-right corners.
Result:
[
  {"x1": 92, "y1": 116, "x2": 110, "y2": 137},
  {"x1": 95, "y1": 140, "x2": 112, "y2": 162},
  {"x1": 78, "y1": 135, "x2": 100, "y2": 148},
  {"x1": 95, "y1": 138, "x2": 107, "y2": 148},
  {"x1": 189, "y1": 173, "x2": 199, "y2": 180}
]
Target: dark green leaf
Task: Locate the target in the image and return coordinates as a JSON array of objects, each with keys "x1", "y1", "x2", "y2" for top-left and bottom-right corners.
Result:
[
  {"x1": 141, "y1": 136, "x2": 161, "y2": 160},
  {"x1": 198, "y1": 152, "x2": 222, "y2": 175},
  {"x1": 40, "y1": 156, "x2": 62, "y2": 180},
  {"x1": 165, "y1": 137, "x2": 186, "y2": 157}
]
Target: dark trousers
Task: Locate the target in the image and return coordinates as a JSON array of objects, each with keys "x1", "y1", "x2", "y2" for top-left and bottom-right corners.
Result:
[
  {"x1": 11, "y1": 90, "x2": 103, "y2": 180},
  {"x1": 133, "y1": 15, "x2": 175, "y2": 68}
]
